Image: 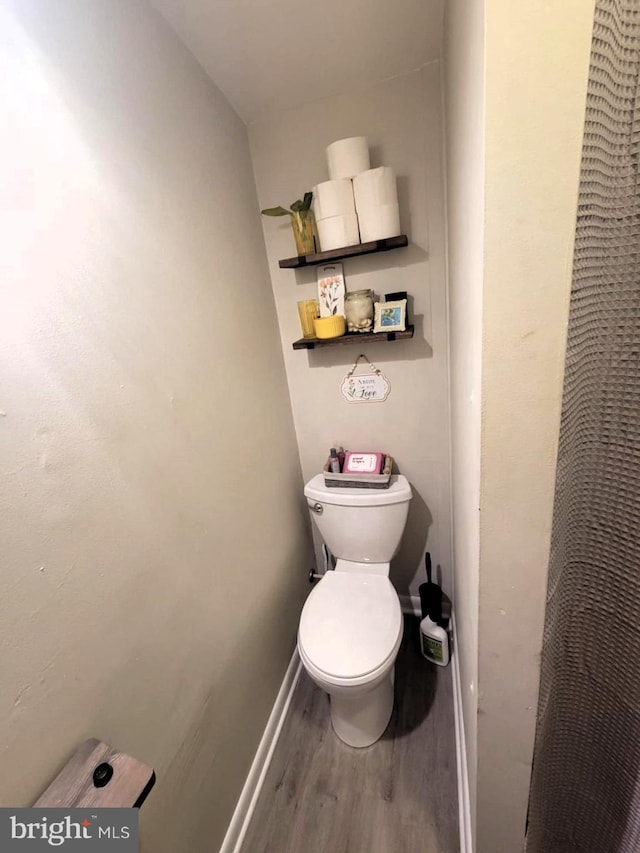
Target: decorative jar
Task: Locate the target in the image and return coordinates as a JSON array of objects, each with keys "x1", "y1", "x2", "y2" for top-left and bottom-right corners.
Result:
[{"x1": 344, "y1": 289, "x2": 374, "y2": 333}]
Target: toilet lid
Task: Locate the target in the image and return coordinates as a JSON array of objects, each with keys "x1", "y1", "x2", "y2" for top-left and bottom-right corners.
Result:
[{"x1": 298, "y1": 572, "x2": 402, "y2": 680}]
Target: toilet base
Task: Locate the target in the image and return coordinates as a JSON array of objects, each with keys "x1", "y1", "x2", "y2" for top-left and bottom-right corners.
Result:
[{"x1": 330, "y1": 669, "x2": 395, "y2": 748}]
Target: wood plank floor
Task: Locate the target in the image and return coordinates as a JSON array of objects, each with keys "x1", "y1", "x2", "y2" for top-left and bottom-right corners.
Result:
[{"x1": 241, "y1": 615, "x2": 459, "y2": 853}]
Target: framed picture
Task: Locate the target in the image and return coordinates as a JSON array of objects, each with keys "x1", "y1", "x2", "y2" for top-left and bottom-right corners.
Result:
[{"x1": 374, "y1": 299, "x2": 407, "y2": 333}]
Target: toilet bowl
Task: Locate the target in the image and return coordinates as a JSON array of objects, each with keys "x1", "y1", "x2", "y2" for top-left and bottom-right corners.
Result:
[
  {"x1": 298, "y1": 569, "x2": 403, "y2": 747},
  {"x1": 298, "y1": 474, "x2": 412, "y2": 748}
]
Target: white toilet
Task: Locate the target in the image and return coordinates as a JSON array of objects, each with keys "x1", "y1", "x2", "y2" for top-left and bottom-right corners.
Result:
[{"x1": 298, "y1": 473, "x2": 412, "y2": 748}]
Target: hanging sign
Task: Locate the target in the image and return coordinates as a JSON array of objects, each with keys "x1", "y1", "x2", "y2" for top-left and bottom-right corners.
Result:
[{"x1": 340, "y1": 354, "x2": 391, "y2": 404}]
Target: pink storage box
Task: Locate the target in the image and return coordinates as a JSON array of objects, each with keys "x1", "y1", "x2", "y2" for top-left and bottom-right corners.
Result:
[{"x1": 343, "y1": 451, "x2": 384, "y2": 475}]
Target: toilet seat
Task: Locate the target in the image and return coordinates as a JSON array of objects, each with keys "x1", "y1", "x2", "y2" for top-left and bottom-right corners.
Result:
[{"x1": 298, "y1": 572, "x2": 402, "y2": 684}]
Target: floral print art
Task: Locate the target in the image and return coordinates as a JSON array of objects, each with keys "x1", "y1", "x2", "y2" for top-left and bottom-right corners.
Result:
[{"x1": 318, "y1": 275, "x2": 344, "y2": 315}]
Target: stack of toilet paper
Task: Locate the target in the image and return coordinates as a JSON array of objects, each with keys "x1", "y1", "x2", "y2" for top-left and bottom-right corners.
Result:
[
  {"x1": 313, "y1": 177, "x2": 360, "y2": 252},
  {"x1": 353, "y1": 165, "x2": 401, "y2": 244},
  {"x1": 313, "y1": 137, "x2": 402, "y2": 251}
]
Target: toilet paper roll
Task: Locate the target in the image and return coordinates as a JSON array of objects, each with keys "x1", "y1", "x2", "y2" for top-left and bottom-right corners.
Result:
[
  {"x1": 316, "y1": 213, "x2": 360, "y2": 251},
  {"x1": 357, "y1": 203, "x2": 401, "y2": 244},
  {"x1": 353, "y1": 167, "x2": 398, "y2": 211},
  {"x1": 313, "y1": 179, "x2": 356, "y2": 220},
  {"x1": 326, "y1": 137, "x2": 370, "y2": 180}
]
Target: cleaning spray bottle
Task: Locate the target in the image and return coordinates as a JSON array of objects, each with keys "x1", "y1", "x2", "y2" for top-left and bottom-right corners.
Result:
[
  {"x1": 420, "y1": 616, "x2": 450, "y2": 667},
  {"x1": 418, "y1": 553, "x2": 451, "y2": 666}
]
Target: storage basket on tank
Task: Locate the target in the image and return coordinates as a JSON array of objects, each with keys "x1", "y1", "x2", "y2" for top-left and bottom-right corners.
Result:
[{"x1": 322, "y1": 455, "x2": 393, "y2": 489}]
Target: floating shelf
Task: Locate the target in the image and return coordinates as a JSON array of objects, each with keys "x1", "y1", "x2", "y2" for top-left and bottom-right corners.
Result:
[
  {"x1": 279, "y1": 235, "x2": 408, "y2": 269},
  {"x1": 292, "y1": 325, "x2": 414, "y2": 350}
]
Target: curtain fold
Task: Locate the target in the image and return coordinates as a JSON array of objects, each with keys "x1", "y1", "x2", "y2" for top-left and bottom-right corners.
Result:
[{"x1": 526, "y1": 2, "x2": 640, "y2": 851}]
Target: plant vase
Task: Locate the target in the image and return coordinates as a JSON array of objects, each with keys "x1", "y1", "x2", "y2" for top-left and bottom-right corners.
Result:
[{"x1": 291, "y1": 209, "x2": 317, "y2": 256}]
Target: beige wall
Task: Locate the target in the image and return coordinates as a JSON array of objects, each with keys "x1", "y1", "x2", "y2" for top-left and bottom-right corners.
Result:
[
  {"x1": 443, "y1": 0, "x2": 485, "y2": 838},
  {"x1": 477, "y1": 2, "x2": 595, "y2": 850},
  {"x1": 0, "y1": 2, "x2": 311, "y2": 850},
  {"x1": 248, "y1": 67, "x2": 453, "y2": 601}
]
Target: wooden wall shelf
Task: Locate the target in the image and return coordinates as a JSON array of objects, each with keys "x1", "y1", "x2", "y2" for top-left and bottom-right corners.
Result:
[
  {"x1": 292, "y1": 325, "x2": 414, "y2": 350},
  {"x1": 279, "y1": 235, "x2": 408, "y2": 269}
]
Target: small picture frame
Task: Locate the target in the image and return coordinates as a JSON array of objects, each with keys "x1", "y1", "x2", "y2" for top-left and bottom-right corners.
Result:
[{"x1": 374, "y1": 299, "x2": 407, "y2": 333}]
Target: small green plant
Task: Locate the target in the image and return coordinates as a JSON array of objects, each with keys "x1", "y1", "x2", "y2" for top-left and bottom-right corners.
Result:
[
  {"x1": 261, "y1": 192, "x2": 316, "y2": 255},
  {"x1": 260, "y1": 192, "x2": 313, "y2": 219}
]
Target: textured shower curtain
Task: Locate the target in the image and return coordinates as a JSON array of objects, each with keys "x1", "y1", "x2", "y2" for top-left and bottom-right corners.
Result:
[{"x1": 526, "y1": 2, "x2": 640, "y2": 851}]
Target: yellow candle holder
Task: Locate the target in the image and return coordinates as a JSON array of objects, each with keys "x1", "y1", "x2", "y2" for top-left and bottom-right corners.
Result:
[{"x1": 297, "y1": 299, "x2": 319, "y2": 339}]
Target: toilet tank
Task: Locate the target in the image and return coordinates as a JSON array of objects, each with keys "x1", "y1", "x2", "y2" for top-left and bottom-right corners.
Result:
[{"x1": 304, "y1": 474, "x2": 412, "y2": 564}]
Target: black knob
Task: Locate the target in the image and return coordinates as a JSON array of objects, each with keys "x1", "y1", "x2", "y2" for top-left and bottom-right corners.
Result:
[{"x1": 93, "y1": 762, "x2": 114, "y2": 788}]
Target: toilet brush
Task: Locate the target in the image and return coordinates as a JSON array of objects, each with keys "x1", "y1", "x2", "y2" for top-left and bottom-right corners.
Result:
[{"x1": 418, "y1": 553, "x2": 442, "y2": 623}]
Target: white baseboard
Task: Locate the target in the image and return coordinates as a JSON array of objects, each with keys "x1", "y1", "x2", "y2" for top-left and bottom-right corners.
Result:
[
  {"x1": 451, "y1": 613, "x2": 473, "y2": 853},
  {"x1": 400, "y1": 596, "x2": 473, "y2": 852},
  {"x1": 399, "y1": 593, "x2": 422, "y2": 617},
  {"x1": 219, "y1": 650, "x2": 302, "y2": 853}
]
